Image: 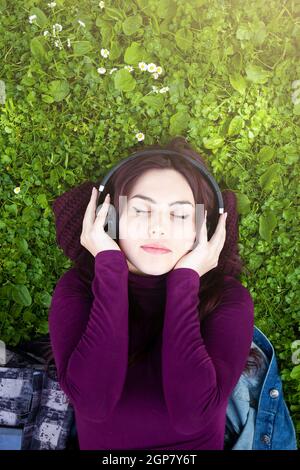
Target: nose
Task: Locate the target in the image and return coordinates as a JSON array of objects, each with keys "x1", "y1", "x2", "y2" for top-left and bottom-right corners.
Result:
[{"x1": 148, "y1": 211, "x2": 169, "y2": 237}]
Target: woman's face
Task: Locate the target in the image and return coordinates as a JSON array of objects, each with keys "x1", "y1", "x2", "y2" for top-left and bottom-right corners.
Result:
[{"x1": 118, "y1": 168, "x2": 197, "y2": 275}]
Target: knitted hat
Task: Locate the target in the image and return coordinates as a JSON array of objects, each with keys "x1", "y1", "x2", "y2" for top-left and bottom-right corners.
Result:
[{"x1": 51, "y1": 180, "x2": 242, "y2": 278}]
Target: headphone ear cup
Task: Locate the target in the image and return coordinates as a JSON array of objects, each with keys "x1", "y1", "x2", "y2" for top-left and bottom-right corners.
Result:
[{"x1": 103, "y1": 207, "x2": 118, "y2": 239}]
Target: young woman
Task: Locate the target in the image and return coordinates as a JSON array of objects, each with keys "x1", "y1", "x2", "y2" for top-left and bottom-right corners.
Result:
[{"x1": 48, "y1": 137, "x2": 257, "y2": 450}]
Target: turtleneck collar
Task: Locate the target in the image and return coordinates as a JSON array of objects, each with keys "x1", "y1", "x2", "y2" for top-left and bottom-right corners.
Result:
[
  {"x1": 128, "y1": 269, "x2": 169, "y2": 290},
  {"x1": 127, "y1": 269, "x2": 169, "y2": 356}
]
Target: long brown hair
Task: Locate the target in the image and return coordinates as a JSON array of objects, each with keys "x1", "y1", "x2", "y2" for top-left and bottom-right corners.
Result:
[{"x1": 45, "y1": 136, "x2": 263, "y2": 375}]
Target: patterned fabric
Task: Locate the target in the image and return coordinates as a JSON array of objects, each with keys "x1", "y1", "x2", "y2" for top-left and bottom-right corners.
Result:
[
  {"x1": 0, "y1": 350, "x2": 74, "y2": 450},
  {"x1": 0, "y1": 367, "x2": 38, "y2": 427}
]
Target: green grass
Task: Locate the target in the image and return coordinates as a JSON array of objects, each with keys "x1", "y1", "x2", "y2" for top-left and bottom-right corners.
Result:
[{"x1": 0, "y1": 0, "x2": 299, "y2": 447}]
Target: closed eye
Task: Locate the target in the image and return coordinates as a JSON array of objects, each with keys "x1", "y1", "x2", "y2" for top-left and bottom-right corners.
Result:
[{"x1": 134, "y1": 209, "x2": 189, "y2": 220}]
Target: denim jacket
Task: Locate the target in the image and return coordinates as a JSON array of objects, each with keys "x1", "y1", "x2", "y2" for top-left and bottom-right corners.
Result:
[
  {"x1": 224, "y1": 325, "x2": 298, "y2": 450},
  {"x1": 0, "y1": 326, "x2": 298, "y2": 450}
]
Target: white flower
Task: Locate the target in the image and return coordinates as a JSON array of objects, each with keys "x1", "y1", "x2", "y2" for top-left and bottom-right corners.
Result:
[
  {"x1": 43, "y1": 30, "x2": 49, "y2": 36},
  {"x1": 159, "y1": 86, "x2": 169, "y2": 94},
  {"x1": 291, "y1": 80, "x2": 300, "y2": 104},
  {"x1": 156, "y1": 66, "x2": 163, "y2": 75},
  {"x1": 248, "y1": 130, "x2": 254, "y2": 139},
  {"x1": 78, "y1": 20, "x2": 86, "y2": 27},
  {"x1": 147, "y1": 63, "x2": 157, "y2": 73},
  {"x1": 29, "y1": 15, "x2": 37, "y2": 24},
  {"x1": 14, "y1": 187, "x2": 21, "y2": 194},
  {"x1": 291, "y1": 79, "x2": 300, "y2": 89},
  {"x1": 151, "y1": 85, "x2": 159, "y2": 93},
  {"x1": 99, "y1": 1, "x2": 105, "y2": 9},
  {"x1": 97, "y1": 67, "x2": 106, "y2": 74},
  {"x1": 53, "y1": 23, "x2": 62, "y2": 34},
  {"x1": 124, "y1": 65, "x2": 134, "y2": 73},
  {"x1": 100, "y1": 48, "x2": 110, "y2": 58},
  {"x1": 153, "y1": 72, "x2": 159, "y2": 79},
  {"x1": 135, "y1": 132, "x2": 145, "y2": 142},
  {"x1": 47, "y1": 2, "x2": 56, "y2": 7},
  {"x1": 54, "y1": 40, "x2": 62, "y2": 49},
  {"x1": 138, "y1": 62, "x2": 148, "y2": 71},
  {"x1": 67, "y1": 38, "x2": 71, "y2": 48},
  {"x1": 291, "y1": 90, "x2": 300, "y2": 105},
  {"x1": 109, "y1": 68, "x2": 118, "y2": 74}
]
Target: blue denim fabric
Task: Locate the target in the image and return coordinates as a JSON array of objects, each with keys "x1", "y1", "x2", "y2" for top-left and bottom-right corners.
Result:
[
  {"x1": 0, "y1": 427, "x2": 23, "y2": 450},
  {"x1": 225, "y1": 325, "x2": 298, "y2": 450}
]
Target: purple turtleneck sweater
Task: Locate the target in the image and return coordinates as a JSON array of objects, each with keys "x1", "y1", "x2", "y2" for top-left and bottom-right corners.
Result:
[{"x1": 48, "y1": 249, "x2": 254, "y2": 450}]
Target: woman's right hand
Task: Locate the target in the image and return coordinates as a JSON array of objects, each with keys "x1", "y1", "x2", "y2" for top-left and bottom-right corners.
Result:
[{"x1": 80, "y1": 187, "x2": 121, "y2": 257}]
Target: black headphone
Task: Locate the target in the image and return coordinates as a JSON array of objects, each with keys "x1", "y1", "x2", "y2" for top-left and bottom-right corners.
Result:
[{"x1": 95, "y1": 149, "x2": 224, "y2": 242}]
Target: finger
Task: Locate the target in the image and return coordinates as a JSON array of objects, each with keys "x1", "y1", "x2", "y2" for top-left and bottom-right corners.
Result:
[
  {"x1": 82, "y1": 187, "x2": 98, "y2": 231},
  {"x1": 209, "y1": 213, "x2": 227, "y2": 246},
  {"x1": 217, "y1": 214, "x2": 227, "y2": 250},
  {"x1": 95, "y1": 193, "x2": 110, "y2": 225},
  {"x1": 216, "y1": 222, "x2": 227, "y2": 252},
  {"x1": 95, "y1": 192, "x2": 109, "y2": 215}
]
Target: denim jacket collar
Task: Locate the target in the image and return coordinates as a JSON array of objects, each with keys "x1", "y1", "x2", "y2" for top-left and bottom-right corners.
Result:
[{"x1": 225, "y1": 325, "x2": 297, "y2": 450}]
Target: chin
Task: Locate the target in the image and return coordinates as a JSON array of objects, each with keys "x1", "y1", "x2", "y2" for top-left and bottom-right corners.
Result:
[
  {"x1": 138, "y1": 265, "x2": 170, "y2": 276},
  {"x1": 127, "y1": 253, "x2": 174, "y2": 276}
]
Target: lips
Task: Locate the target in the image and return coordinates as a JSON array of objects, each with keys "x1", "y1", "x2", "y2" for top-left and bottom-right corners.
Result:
[{"x1": 141, "y1": 245, "x2": 172, "y2": 254}]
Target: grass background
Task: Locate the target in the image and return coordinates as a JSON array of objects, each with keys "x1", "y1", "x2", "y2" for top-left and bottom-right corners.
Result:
[{"x1": 0, "y1": 0, "x2": 299, "y2": 447}]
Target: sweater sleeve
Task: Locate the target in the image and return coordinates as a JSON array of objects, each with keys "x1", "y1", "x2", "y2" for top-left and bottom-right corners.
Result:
[
  {"x1": 162, "y1": 268, "x2": 254, "y2": 436},
  {"x1": 48, "y1": 249, "x2": 129, "y2": 422}
]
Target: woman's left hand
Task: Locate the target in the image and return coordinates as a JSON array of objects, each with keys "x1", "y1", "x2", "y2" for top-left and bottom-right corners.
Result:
[{"x1": 173, "y1": 210, "x2": 227, "y2": 278}]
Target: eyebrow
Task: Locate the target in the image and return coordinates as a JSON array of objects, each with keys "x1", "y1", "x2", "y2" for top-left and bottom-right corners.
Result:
[{"x1": 130, "y1": 194, "x2": 194, "y2": 207}]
